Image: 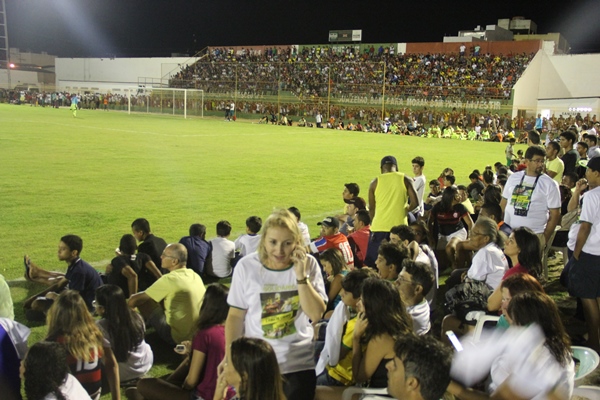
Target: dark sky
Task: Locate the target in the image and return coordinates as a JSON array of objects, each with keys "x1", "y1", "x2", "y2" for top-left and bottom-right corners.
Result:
[{"x1": 5, "y1": 0, "x2": 600, "y2": 58}]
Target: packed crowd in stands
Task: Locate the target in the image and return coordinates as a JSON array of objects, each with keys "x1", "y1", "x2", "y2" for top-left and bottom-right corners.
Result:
[
  {"x1": 169, "y1": 46, "x2": 534, "y2": 102},
  {"x1": 2, "y1": 123, "x2": 600, "y2": 400}
]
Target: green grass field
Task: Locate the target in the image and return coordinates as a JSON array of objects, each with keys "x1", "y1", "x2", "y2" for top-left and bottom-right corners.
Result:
[{"x1": 0, "y1": 103, "x2": 520, "y2": 398}]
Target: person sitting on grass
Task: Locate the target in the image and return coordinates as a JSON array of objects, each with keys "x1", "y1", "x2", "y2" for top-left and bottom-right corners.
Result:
[
  {"x1": 129, "y1": 284, "x2": 233, "y2": 400},
  {"x1": 131, "y1": 219, "x2": 167, "y2": 270},
  {"x1": 23, "y1": 234, "x2": 103, "y2": 321},
  {"x1": 128, "y1": 244, "x2": 205, "y2": 346},
  {"x1": 22, "y1": 341, "x2": 92, "y2": 400},
  {"x1": 46, "y1": 290, "x2": 120, "y2": 400},
  {"x1": 95, "y1": 285, "x2": 153, "y2": 385},
  {"x1": 179, "y1": 224, "x2": 212, "y2": 278},
  {"x1": 208, "y1": 221, "x2": 235, "y2": 278},
  {"x1": 234, "y1": 216, "x2": 262, "y2": 257},
  {"x1": 106, "y1": 234, "x2": 162, "y2": 298}
]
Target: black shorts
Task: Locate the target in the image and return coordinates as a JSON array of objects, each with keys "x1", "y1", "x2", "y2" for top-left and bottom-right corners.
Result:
[{"x1": 568, "y1": 251, "x2": 600, "y2": 299}]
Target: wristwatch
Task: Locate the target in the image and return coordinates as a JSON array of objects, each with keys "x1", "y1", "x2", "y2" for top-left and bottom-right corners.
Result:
[{"x1": 296, "y1": 275, "x2": 310, "y2": 285}]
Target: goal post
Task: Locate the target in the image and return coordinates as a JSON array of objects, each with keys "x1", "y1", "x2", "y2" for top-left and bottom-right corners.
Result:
[{"x1": 124, "y1": 87, "x2": 204, "y2": 119}]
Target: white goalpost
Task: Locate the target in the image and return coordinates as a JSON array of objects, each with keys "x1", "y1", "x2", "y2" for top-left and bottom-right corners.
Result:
[{"x1": 124, "y1": 87, "x2": 204, "y2": 119}]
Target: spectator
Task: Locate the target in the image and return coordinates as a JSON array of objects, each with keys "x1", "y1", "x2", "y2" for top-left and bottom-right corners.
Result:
[
  {"x1": 45, "y1": 290, "x2": 120, "y2": 400},
  {"x1": 320, "y1": 248, "x2": 348, "y2": 315},
  {"x1": 214, "y1": 338, "x2": 285, "y2": 400},
  {"x1": 128, "y1": 244, "x2": 205, "y2": 346},
  {"x1": 545, "y1": 141, "x2": 564, "y2": 183},
  {"x1": 0, "y1": 317, "x2": 30, "y2": 399},
  {"x1": 376, "y1": 242, "x2": 410, "y2": 282},
  {"x1": 22, "y1": 341, "x2": 91, "y2": 400},
  {"x1": 106, "y1": 234, "x2": 162, "y2": 297},
  {"x1": 23, "y1": 234, "x2": 103, "y2": 320},
  {"x1": 309, "y1": 217, "x2": 354, "y2": 269},
  {"x1": 340, "y1": 197, "x2": 366, "y2": 236},
  {"x1": 559, "y1": 130, "x2": 579, "y2": 176},
  {"x1": 131, "y1": 219, "x2": 167, "y2": 270},
  {"x1": 366, "y1": 156, "x2": 419, "y2": 267},
  {"x1": 208, "y1": 221, "x2": 235, "y2": 278},
  {"x1": 567, "y1": 157, "x2": 600, "y2": 352},
  {"x1": 449, "y1": 292, "x2": 574, "y2": 400},
  {"x1": 395, "y1": 260, "x2": 434, "y2": 335},
  {"x1": 225, "y1": 209, "x2": 326, "y2": 400},
  {"x1": 179, "y1": 224, "x2": 212, "y2": 277},
  {"x1": 315, "y1": 269, "x2": 371, "y2": 391},
  {"x1": 386, "y1": 335, "x2": 452, "y2": 400},
  {"x1": 132, "y1": 284, "x2": 233, "y2": 400},
  {"x1": 289, "y1": 206, "x2": 311, "y2": 246},
  {"x1": 234, "y1": 216, "x2": 263, "y2": 257},
  {"x1": 411, "y1": 156, "x2": 427, "y2": 218},
  {"x1": 429, "y1": 186, "x2": 474, "y2": 270},
  {"x1": 347, "y1": 209, "x2": 371, "y2": 268},
  {"x1": 95, "y1": 285, "x2": 153, "y2": 384},
  {"x1": 501, "y1": 145, "x2": 561, "y2": 253}
]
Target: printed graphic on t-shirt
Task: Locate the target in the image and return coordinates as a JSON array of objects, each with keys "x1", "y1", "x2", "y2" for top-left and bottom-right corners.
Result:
[
  {"x1": 260, "y1": 288, "x2": 299, "y2": 339},
  {"x1": 510, "y1": 182, "x2": 534, "y2": 216}
]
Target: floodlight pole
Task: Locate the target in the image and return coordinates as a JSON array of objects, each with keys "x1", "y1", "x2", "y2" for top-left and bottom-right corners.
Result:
[
  {"x1": 327, "y1": 67, "x2": 331, "y2": 120},
  {"x1": 1, "y1": 0, "x2": 10, "y2": 90},
  {"x1": 381, "y1": 61, "x2": 386, "y2": 121}
]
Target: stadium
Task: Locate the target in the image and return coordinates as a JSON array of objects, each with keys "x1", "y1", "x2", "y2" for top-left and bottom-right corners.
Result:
[{"x1": 1, "y1": 5, "x2": 600, "y2": 400}]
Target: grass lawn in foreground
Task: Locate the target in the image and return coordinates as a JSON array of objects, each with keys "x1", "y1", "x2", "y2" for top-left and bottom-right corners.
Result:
[{"x1": 0, "y1": 103, "x2": 522, "y2": 398}]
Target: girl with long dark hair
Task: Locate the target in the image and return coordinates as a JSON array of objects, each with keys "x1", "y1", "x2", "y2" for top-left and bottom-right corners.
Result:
[
  {"x1": 95, "y1": 284, "x2": 153, "y2": 383},
  {"x1": 214, "y1": 337, "x2": 286, "y2": 400},
  {"x1": 22, "y1": 341, "x2": 91, "y2": 400},
  {"x1": 131, "y1": 283, "x2": 233, "y2": 400}
]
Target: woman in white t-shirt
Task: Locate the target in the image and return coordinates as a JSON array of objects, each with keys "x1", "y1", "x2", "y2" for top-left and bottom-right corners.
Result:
[
  {"x1": 22, "y1": 341, "x2": 92, "y2": 400},
  {"x1": 224, "y1": 209, "x2": 327, "y2": 400}
]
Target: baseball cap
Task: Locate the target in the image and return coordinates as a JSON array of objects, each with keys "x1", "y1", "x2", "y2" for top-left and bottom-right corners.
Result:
[
  {"x1": 317, "y1": 217, "x2": 339, "y2": 228},
  {"x1": 380, "y1": 155, "x2": 398, "y2": 168},
  {"x1": 585, "y1": 157, "x2": 600, "y2": 172}
]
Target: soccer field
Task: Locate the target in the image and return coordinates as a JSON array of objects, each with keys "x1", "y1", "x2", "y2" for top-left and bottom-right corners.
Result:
[{"x1": 0, "y1": 104, "x2": 515, "y2": 281}]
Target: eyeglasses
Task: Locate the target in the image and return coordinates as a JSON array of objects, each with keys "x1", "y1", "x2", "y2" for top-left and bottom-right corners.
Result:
[
  {"x1": 527, "y1": 158, "x2": 545, "y2": 164},
  {"x1": 395, "y1": 277, "x2": 414, "y2": 286}
]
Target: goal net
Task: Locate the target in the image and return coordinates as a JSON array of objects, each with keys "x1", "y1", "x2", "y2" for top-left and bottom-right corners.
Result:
[{"x1": 124, "y1": 87, "x2": 204, "y2": 118}]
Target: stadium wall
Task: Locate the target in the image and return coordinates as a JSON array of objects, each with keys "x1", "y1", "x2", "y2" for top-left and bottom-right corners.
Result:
[
  {"x1": 512, "y1": 51, "x2": 600, "y2": 118},
  {"x1": 55, "y1": 57, "x2": 197, "y2": 91},
  {"x1": 405, "y1": 40, "x2": 542, "y2": 56}
]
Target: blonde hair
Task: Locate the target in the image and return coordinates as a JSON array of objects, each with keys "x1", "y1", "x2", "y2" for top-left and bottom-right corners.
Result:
[
  {"x1": 46, "y1": 290, "x2": 104, "y2": 362},
  {"x1": 258, "y1": 209, "x2": 303, "y2": 266}
]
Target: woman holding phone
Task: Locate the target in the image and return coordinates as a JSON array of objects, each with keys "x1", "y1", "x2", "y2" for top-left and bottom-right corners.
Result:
[{"x1": 224, "y1": 209, "x2": 327, "y2": 400}]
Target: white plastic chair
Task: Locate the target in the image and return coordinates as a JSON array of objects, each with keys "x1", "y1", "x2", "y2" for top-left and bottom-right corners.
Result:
[
  {"x1": 342, "y1": 387, "x2": 389, "y2": 400},
  {"x1": 472, "y1": 315, "x2": 500, "y2": 343},
  {"x1": 572, "y1": 346, "x2": 600, "y2": 387},
  {"x1": 571, "y1": 385, "x2": 600, "y2": 399},
  {"x1": 542, "y1": 226, "x2": 560, "y2": 280}
]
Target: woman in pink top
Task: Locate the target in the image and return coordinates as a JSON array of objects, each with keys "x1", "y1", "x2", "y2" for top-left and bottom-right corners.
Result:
[
  {"x1": 488, "y1": 226, "x2": 542, "y2": 312},
  {"x1": 132, "y1": 284, "x2": 234, "y2": 400}
]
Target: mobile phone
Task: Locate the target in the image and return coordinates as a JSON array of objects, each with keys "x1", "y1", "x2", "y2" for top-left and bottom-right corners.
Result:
[
  {"x1": 445, "y1": 330, "x2": 463, "y2": 352},
  {"x1": 175, "y1": 344, "x2": 186, "y2": 353}
]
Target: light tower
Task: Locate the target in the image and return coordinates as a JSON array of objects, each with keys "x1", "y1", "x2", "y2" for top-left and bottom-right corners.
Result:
[{"x1": 0, "y1": 0, "x2": 10, "y2": 89}]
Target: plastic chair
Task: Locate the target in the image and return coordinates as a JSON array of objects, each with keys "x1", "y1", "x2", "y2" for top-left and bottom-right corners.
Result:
[
  {"x1": 549, "y1": 245, "x2": 569, "y2": 268},
  {"x1": 542, "y1": 226, "x2": 560, "y2": 280},
  {"x1": 342, "y1": 387, "x2": 389, "y2": 400},
  {"x1": 571, "y1": 385, "x2": 600, "y2": 399},
  {"x1": 572, "y1": 346, "x2": 600, "y2": 386},
  {"x1": 472, "y1": 315, "x2": 500, "y2": 343}
]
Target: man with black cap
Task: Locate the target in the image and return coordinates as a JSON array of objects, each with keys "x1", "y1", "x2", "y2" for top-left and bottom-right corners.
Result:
[
  {"x1": 365, "y1": 156, "x2": 419, "y2": 267},
  {"x1": 308, "y1": 216, "x2": 354, "y2": 268}
]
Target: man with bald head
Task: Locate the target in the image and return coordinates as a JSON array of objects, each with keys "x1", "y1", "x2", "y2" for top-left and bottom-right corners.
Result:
[{"x1": 129, "y1": 243, "x2": 205, "y2": 345}]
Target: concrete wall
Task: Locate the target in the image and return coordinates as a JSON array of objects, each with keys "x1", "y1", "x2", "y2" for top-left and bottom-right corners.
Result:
[
  {"x1": 512, "y1": 51, "x2": 600, "y2": 117},
  {"x1": 55, "y1": 57, "x2": 197, "y2": 91},
  {"x1": 405, "y1": 40, "x2": 542, "y2": 56}
]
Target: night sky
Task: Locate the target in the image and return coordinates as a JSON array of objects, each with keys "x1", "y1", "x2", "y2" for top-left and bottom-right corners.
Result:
[{"x1": 5, "y1": 0, "x2": 600, "y2": 58}]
